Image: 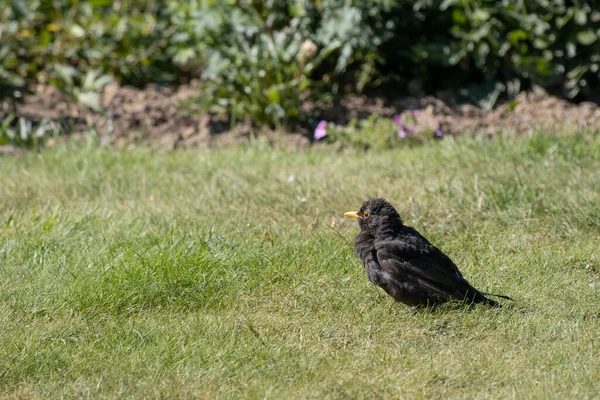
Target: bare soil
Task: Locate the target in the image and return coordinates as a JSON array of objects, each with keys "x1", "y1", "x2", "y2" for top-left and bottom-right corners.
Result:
[{"x1": 3, "y1": 82, "x2": 600, "y2": 149}]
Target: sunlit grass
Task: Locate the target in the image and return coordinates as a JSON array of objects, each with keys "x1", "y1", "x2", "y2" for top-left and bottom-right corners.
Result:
[{"x1": 1, "y1": 132, "x2": 599, "y2": 398}]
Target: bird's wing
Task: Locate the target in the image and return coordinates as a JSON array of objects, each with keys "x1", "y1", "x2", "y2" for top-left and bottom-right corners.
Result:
[
  {"x1": 374, "y1": 232, "x2": 476, "y2": 300},
  {"x1": 376, "y1": 254, "x2": 457, "y2": 299}
]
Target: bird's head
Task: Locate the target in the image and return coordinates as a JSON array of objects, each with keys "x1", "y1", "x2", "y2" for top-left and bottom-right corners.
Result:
[{"x1": 344, "y1": 198, "x2": 403, "y2": 233}]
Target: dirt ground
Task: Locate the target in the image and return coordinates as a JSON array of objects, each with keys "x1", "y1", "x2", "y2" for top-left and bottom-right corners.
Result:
[{"x1": 3, "y1": 81, "x2": 600, "y2": 149}]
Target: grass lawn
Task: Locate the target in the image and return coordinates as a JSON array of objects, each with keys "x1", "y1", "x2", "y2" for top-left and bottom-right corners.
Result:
[{"x1": 1, "y1": 133, "x2": 599, "y2": 399}]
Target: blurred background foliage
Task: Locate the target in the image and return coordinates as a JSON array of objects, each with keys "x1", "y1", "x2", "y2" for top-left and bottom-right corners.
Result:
[{"x1": 1, "y1": 0, "x2": 599, "y2": 127}]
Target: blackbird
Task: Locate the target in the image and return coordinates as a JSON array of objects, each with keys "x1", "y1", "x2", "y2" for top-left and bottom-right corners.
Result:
[{"x1": 345, "y1": 198, "x2": 511, "y2": 307}]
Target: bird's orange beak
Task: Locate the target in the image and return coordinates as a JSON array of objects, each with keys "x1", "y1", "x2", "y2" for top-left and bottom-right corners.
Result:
[{"x1": 344, "y1": 211, "x2": 360, "y2": 219}]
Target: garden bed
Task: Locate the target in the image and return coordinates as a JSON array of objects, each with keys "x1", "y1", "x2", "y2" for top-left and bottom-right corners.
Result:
[{"x1": 4, "y1": 83, "x2": 600, "y2": 149}]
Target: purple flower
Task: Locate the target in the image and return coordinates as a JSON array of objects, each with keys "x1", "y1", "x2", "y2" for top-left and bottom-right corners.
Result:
[
  {"x1": 393, "y1": 115, "x2": 414, "y2": 138},
  {"x1": 434, "y1": 128, "x2": 444, "y2": 138},
  {"x1": 409, "y1": 109, "x2": 421, "y2": 117},
  {"x1": 314, "y1": 120, "x2": 327, "y2": 140}
]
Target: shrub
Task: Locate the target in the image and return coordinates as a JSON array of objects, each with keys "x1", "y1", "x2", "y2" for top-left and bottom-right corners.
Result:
[
  {"x1": 1, "y1": 0, "x2": 599, "y2": 128},
  {"x1": 185, "y1": 1, "x2": 396, "y2": 128},
  {"x1": 0, "y1": 0, "x2": 187, "y2": 87},
  {"x1": 444, "y1": 0, "x2": 600, "y2": 104}
]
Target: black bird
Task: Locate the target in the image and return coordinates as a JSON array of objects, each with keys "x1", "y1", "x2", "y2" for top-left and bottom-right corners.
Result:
[{"x1": 345, "y1": 198, "x2": 511, "y2": 307}]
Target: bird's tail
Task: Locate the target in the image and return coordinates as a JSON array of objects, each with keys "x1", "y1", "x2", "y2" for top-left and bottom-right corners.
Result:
[
  {"x1": 473, "y1": 291, "x2": 512, "y2": 308},
  {"x1": 476, "y1": 294, "x2": 500, "y2": 307},
  {"x1": 463, "y1": 287, "x2": 511, "y2": 307},
  {"x1": 480, "y1": 291, "x2": 513, "y2": 301}
]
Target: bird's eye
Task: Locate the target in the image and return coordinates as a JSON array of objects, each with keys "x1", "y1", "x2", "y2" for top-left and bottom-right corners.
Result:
[{"x1": 363, "y1": 211, "x2": 371, "y2": 219}]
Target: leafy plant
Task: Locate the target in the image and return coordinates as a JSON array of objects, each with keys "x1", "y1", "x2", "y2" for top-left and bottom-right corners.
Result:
[
  {"x1": 1, "y1": 0, "x2": 599, "y2": 129},
  {"x1": 200, "y1": 33, "x2": 341, "y2": 128},
  {"x1": 50, "y1": 65, "x2": 112, "y2": 112},
  {"x1": 445, "y1": 0, "x2": 600, "y2": 103},
  {"x1": 0, "y1": 114, "x2": 61, "y2": 148},
  {"x1": 0, "y1": 1, "x2": 26, "y2": 105}
]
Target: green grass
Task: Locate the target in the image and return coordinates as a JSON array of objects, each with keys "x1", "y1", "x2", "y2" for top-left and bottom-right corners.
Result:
[{"x1": 1, "y1": 133, "x2": 600, "y2": 399}]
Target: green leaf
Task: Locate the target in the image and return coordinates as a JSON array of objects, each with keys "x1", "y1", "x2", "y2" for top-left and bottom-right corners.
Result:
[
  {"x1": 566, "y1": 65, "x2": 588, "y2": 80},
  {"x1": 563, "y1": 81, "x2": 580, "y2": 99},
  {"x1": 94, "y1": 75, "x2": 114, "y2": 88},
  {"x1": 440, "y1": 0, "x2": 458, "y2": 11},
  {"x1": 10, "y1": 0, "x2": 29, "y2": 18},
  {"x1": 83, "y1": 70, "x2": 99, "y2": 89},
  {"x1": 77, "y1": 92, "x2": 103, "y2": 112},
  {"x1": 335, "y1": 43, "x2": 353, "y2": 73},
  {"x1": 267, "y1": 87, "x2": 280, "y2": 104},
  {"x1": 171, "y1": 33, "x2": 190, "y2": 43},
  {"x1": 473, "y1": 9, "x2": 490, "y2": 22},
  {"x1": 577, "y1": 30, "x2": 597, "y2": 46},
  {"x1": 89, "y1": 0, "x2": 113, "y2": 8},
  {"x1": 533, "y1": 39, "x2": 549, "y2": 49},
  {"x1": 0, "y1": 114, "x2": 15, "y2": 132},
  {"x1": 508, "y1": 30, "x2": 528, "y2": 46},
  {"x1": 452, "y1": 9, "x2": 467, "y2": 24},
  {"x1": 174, "y1": 48, "x2": 195, "y2": 65},
  {"x1": 52, "y1": 64, "x2": 76, "y2": 88},
  {"x1": 556, "y1": 9, "x2": 573, "y2": 28},
  {"x1": 39, "y1": 30, "x2": 52, "y2": 46},
  {"x1": 574, "y1": 8, "x2": 587, "y2": 25}
]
